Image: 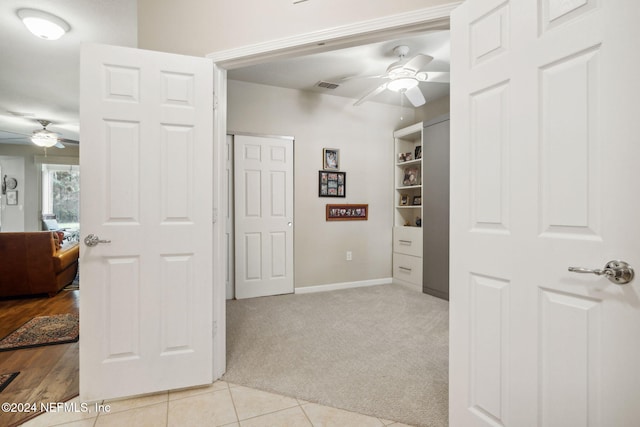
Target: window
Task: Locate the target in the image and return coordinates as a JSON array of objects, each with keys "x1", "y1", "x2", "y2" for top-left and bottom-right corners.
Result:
[{"x1": 42, "y1": 164, "x2": 80, "y2": 228}]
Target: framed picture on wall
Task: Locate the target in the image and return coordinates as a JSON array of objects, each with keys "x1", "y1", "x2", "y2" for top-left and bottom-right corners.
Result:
[
  {"x1": 326, "y1": 204, "x2": 368, "y2": 221},
  {"x1": 323, "y1": 148, "x2": 339, "y2": 170},
  {"x1": 6, "y1": 190, "x2": 17, "y2": 205},
  {"x1": 319, "y1": 171, "x2": 345, "y2": 197}
]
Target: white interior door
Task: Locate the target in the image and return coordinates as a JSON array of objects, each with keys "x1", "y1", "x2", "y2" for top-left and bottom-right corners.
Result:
[
  {"x1": 234, "y1": 134, "x2": 294, "y2": 299},
  {"x1": 450, "y1": 1, "x2": 640, "y2": 425},
  {"x1": 80, "y1": 43, "x2": 214, "y2": 401}
]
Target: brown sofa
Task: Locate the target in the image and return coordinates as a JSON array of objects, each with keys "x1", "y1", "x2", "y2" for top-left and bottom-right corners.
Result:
[{"x1": 0, "y1": 231, "x2": 79, "y2": 298}]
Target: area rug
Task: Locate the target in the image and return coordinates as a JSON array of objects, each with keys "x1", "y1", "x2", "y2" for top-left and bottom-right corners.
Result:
[
  {"x1": 0, "y1": 314, "x2": 79, "y2": 352},
  {"x1": 0, "y1": 372, "x2": 19, "y2": 393},
  {"x1": 224, "y1": 285, "x2": 449, "y2": 427}
]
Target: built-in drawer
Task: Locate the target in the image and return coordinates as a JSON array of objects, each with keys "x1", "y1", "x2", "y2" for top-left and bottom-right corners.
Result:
[
  {"x1": 393, "y1": 253, "x2": 423, "y2": 287},
  {"x1": 393, "y1": 226, "x2": 422, "y2": 257}
]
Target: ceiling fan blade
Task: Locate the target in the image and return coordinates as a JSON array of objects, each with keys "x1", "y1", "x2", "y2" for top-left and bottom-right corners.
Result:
[
  {"x1": 403, "y1": 54, "x2": 434, "y2": 73},
  {"x1": 55, "y1": 141, "x2": 65, "y2": 149},
  {"x1": 59, "y1": 138, "x2": 79, "y2": 146},
  {"x1": 404, "y1": 86, "x2": 426, "y2": 107},
  {"x1": 353, "y1": 82, "x2": 388, "y2": 106},
  {"x1": 426, "y1": 72, "x2": 450, "y2": 83},
  {"x1": 385, "y1": 59, "x2": 404, "y2": 74}
]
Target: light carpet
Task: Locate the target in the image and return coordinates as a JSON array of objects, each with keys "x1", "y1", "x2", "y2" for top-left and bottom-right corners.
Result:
[{"x1": 223, "y1": 284, "x2": 449, "y2": 427}]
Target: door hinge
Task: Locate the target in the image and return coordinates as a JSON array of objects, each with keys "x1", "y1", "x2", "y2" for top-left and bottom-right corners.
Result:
[
  {"x1": 213, "y1": 320, "x2": 218, "y2": 338},
  {"x1": 213, "y1": 208, "x2": 218, "y2": 224},
  {"x1": 213, "y1": 93, "x2": 218, "y2": 110}
]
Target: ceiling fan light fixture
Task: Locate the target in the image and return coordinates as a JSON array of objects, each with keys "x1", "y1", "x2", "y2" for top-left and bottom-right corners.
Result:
[
  {"x1": 31, "y1": 129, "x2": 58, "y2": 147},
  {"x1": 17, "y1": 9, "x2": 70, "y2": 41},
  {"x1": 387, "y1": 77, "x2": 419, "y2": 92}
]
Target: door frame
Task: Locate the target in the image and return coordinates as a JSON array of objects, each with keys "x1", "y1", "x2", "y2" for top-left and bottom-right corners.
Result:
[{"x1": 208, "y1": 2, "x2": 463, "y2": 379}]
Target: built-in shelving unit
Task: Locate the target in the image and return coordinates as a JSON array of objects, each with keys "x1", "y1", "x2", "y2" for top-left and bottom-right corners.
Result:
[{"x1": 392, "y1": 122, "x2": 423, "y2": 290}]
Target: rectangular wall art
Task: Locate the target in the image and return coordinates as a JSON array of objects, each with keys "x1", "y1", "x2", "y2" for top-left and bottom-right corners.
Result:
[{"x1": 326, "y1": 204, "x2": 368, "y2": 221}]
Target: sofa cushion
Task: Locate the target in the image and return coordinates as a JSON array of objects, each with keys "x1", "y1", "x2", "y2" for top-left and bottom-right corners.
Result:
[{"x1": 53, "y1": 243, "x2": 80, "y2": 271}]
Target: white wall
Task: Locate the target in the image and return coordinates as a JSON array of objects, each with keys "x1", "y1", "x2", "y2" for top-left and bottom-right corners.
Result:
[
  {"x1": 0, "y1": 156, "x2": 25, "y2": 231},
  {"x1": 138, "y1": 0, "x2": 455, "y2": 56},
  {"x1": 417, "y1": 96, "x2": 450, "y2": 122},
  {"x1": 0, "y1": 144, "x2": 79, "y2": 232},
  {"x1": 228, "y1": 80, "x2": 415, "y2": 287}
]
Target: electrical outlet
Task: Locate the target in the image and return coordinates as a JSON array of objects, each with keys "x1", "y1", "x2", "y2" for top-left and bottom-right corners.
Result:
[{"x1": 346, "y1": 251, "x2": 352, "y2": 261}]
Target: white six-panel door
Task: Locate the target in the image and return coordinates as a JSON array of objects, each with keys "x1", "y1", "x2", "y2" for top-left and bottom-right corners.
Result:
[
  {"x1": 79, "y1": 43, "x2": 214, "y2": 401},
  {"x1": 450, "y1": 0, "x2": 640, "y2": 425},
  {"x1": 234, "y1": 134, "x2": 294, "y2": 299}
]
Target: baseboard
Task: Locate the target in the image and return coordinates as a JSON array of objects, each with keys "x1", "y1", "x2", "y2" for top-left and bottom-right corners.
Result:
[{"x1": 295, "y1": 278, "x2": 393, "y2": 294}]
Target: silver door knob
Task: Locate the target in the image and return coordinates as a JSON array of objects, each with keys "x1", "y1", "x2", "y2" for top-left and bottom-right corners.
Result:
[
  {"x1": 568, "y1": 260, "x2": 634, "y2": 285},
  {"x1": 84, "y1": 234, "x2": 111, "y2": 247}
]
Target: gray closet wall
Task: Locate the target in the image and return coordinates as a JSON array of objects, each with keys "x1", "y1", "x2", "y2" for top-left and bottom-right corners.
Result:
[{"x1": 422, "y1": 115, "x2": 450, "y2": 300}]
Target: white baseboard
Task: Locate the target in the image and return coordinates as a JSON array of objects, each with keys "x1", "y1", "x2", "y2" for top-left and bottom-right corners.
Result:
[{"x1": 295, "y1": 278, "x2": 393, "y2": 294}]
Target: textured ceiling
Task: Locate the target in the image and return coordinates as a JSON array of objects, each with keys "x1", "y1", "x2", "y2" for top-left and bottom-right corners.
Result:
[{"x1": 228, "y1": 30, "x2": 450, "y2": 107}]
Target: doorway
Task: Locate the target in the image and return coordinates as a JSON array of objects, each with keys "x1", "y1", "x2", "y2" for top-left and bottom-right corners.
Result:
[{"x1": 210, "y1": 4, "x2": 456, "y2": 424}]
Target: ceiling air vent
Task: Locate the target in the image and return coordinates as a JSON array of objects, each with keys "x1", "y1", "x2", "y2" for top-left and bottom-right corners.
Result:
[{"x1": 315, "y1": 81, "x2": 340, "y2": 90}]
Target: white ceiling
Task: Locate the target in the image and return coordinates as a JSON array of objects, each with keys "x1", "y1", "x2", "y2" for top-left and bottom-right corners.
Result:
[
  {"x1": 0, "y1": 1, "x2": 449, "y2": 148},
  {"x1": 0, "y1": 0, "x2": 137, "y2": 146},
  {"x1": 228, "y1": 30, "x2": 450, "y2": 107}
]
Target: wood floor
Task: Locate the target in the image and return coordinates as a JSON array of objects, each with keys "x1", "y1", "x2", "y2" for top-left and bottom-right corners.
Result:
[{"x1": 0, "y1": 290, "x2": 79, "y2": 427}]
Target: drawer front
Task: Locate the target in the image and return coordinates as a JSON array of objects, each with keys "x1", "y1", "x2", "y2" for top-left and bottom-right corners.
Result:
[
  {"x1": 393, "y1": 226, "x2": 423, "y2": 257},
  {"x1": 393, "y1": 253, "x2": 423, "y2": 286}
]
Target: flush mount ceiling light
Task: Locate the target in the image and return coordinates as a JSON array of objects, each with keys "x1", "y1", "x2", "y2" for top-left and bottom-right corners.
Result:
[{"x1": 17, "y1": 8, "x2": 70, "y2": 40}]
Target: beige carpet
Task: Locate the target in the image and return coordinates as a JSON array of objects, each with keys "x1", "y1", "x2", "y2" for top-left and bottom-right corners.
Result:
[{"x1": 223, "y1": 284, "x2": 449, "y2": 427}]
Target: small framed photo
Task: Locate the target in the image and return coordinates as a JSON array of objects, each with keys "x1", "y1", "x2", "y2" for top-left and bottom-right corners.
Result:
[
  {"x1": 415, "y1": 146, "x2": 422, "y2": 159},
  {"x1": 326, "y1": 204, "x2": 368, "y2": 221},
  {"x1": 319, "y1": 171, "x2": 346, "y2": 197},
  {"x1": 399, "y1": 194, "x2": 409, "y2": 206},
  {"x1": 402, "y1": 166, "x2": 420, "y2": 186},
  {"x1": 323, "y1": 148, "x2": 339, "y2": 170},
  {"x1": 6, "y1": 190, "x2": 17, "y2": 205},
  {"x1": 412, "y1": 196, "x2": 422, "y2": 205}
]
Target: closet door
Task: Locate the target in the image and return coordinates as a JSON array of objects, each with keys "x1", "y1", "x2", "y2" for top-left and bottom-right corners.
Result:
[{"x1": 234, "y1": 134, "x2": 294, "y2": 299}]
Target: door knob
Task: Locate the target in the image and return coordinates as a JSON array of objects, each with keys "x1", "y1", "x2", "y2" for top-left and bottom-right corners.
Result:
[
  {"x1": 568, "y1": 260, "x2": 634, "y2": 285},
  {"x1": 84, "y1": 234, "x2": 111, "y2": 247}
]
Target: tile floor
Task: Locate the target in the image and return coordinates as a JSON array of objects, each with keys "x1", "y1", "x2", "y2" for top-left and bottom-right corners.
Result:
[{"x1": 19, "y1": 381, "x2": 415, "y2": 427}]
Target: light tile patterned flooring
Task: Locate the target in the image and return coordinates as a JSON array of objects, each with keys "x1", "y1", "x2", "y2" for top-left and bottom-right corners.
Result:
[{"x1": 20, "y1": 381, "x2": 415, "y2": 427}]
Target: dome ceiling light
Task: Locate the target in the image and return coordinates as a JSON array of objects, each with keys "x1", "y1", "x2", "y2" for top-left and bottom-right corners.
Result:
[
  {"x1": 31, "y1": 120, "x2": 59, "y2": 147},
  {"x1": 17, "y1": 8, "x2": 70, "y2": 41}
]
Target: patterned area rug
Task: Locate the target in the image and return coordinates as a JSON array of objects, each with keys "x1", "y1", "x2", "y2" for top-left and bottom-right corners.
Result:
[
  {"x1": 0, "y1": 372, "x2": 19, "y2": 393},
  {"x1": 0, "y1": 314, "x2": 79, "y2": 352}
]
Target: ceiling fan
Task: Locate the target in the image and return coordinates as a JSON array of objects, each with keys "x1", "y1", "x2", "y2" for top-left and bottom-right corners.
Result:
[
  {"x1": 30, "y1": 119, "x2": 78, "y2": 148},
  {"x1": 351, "y1": 45, "x2": 449, "y2": 108}
]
